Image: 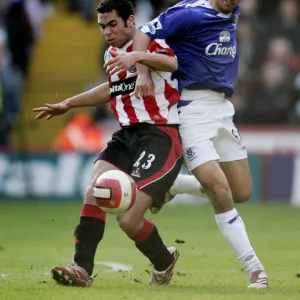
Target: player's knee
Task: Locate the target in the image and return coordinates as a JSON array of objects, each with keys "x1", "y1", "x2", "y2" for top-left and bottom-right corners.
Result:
[
  {"x1": 233, "y1": 186, "x2": 252, "y2": 203},
  {"x1": 118, "y1": 209, "x2": 145, "y2": 237},
  {"x1": 201, "y1": 177, "x2": 234, "y2": 212},
  {"x1": 208, "y1": 185, "x2": 234, "y2": 212},
  {"x1": 117, "y1": 213, "x2": 135, "y2": 233},
  {"x1": 199, "y1": 172, "x2": 230, "y2": 198},
  {"x1": 193, "y1": 163, "x2": 234, "y2": 212},
  {"x1": 117, "y1": 213, "x2": 140, "y2": 236},
  {"x1": 84, "y1": 183, "x2": 97, "y2": 205}
]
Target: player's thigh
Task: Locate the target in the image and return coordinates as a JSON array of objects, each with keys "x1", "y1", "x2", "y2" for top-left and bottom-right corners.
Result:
[
  {"x1": 96, "y1": 130, "x2": 133, "y2": 174},
  {"x1": 85, "y1": 133, "x2": 132, "y2": 205},
  {"x1": 179, "y1": 110, "x2": 229, "y2": 196},
  {"x1": 214, "y1": 122, "x2": 248, "y2": 163},
  {"x1": 131, "y1": 126, "x2": 182, "y2": 204},
  {"x1": 85, "y1": 160, "x2": 120, "y2": 205},
  {"x1": 178, "y1": 96, "x2": 220, "y2": 171},
  {"x1": 215, "y1": 121, "x2": 251, "y2": 203},
  {"x1": 220, "y1": 159, "x2": 252, "y2": 203},
  {"x1": 91, "y1": 160, "x2": 119, "y2": 185},
  {"x1": 182, "y1": 138, "x2": 220, "y2": 172},
  {"x1": 179, "y1": 109, "x2": 220, "y2": 171},
  {"x1": 179, "y1": 94, "x2": 236, "y2": 210}
]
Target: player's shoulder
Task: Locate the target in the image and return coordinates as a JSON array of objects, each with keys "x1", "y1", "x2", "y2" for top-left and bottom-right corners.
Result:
[
  {"x1": 148, "y1": 39, "x2": 169, "y2": 49},
  {"x1": 148, "y1": 39, "x2": 175, "y2": 55},
  {"x1": 104, "y1": 44, "x2": 126, "y2": 62},
  {"x1": 104, "y1": 46, "x2": 116, "y2": 62}
]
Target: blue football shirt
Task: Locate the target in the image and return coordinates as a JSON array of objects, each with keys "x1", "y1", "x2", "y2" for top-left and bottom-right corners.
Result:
[{"x1": 140, "y1": 0, "x2": 241, "y2": 97}]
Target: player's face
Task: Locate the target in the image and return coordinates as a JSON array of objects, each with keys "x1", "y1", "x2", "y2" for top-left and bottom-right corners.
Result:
[
  {"x1": 98, "y1": 10, "x2": 135, "y2": 48},
  {"x1": 215, "y1": 0, "x2": 242, "y2": 13}
]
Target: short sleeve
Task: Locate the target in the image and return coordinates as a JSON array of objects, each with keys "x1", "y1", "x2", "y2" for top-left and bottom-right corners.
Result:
[
  {"x1": 104, "y1": 48, "x2": 111, "y2": 64},
  {"x1": 104, "y1": 47, "x2": 119, "y2": 63},
  {"x1": 139, "y1": 6, "x2": 192, "y2": 40},
  {"x1": 147, "y1": 39, "x2": 176, "y2": 57}
]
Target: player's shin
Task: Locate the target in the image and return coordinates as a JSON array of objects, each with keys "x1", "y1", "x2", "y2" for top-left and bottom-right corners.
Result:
[
  {"x1": 130, "y1": 219, "x2": 173, "y2": 271},
  {"x1": 73, "y1": 204, "x2": 106, "y2": 275},
  {"x1": 170, "y1": 174, "x2": 207, "y2": 197},
  {"x1": 215, "y1": 208, "x2": 265, "y2": 275}
]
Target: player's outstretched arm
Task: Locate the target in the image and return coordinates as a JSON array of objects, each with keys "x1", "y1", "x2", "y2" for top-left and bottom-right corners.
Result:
[{"x1": 33, "y1": 82, "x2": 110, "y2": 120}]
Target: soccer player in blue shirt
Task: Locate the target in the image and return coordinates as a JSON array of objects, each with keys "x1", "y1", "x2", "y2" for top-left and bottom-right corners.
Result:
[{"x1": 105, "y1": 0, "x2": 268, "y2": 288}]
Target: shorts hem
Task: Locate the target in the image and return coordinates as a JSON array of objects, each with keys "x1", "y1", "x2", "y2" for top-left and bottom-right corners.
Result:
[
  {"x1": 186, "y1": 158, "x2": 219, "y2": 172},
  {"x1": 219, "y1": 154, "x2": 248, "y2": 163}
]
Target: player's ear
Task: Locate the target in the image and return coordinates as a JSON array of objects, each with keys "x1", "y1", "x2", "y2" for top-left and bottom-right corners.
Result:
[{"x1": 127, "y1": 15, "x2": 135, "y2": 28}]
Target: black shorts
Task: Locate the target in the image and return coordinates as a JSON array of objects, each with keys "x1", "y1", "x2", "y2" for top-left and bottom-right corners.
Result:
[{"x1": 96, "y1": 123, "x2": 182, "y2": 204}]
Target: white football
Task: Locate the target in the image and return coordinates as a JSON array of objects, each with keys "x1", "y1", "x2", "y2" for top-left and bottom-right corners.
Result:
[{"x1": 93, "y1": 170, "x2": 137, "y2": 214}]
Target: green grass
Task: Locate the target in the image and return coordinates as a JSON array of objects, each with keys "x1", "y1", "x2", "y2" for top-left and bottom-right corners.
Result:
[{"x1": 0, "y1": 202, "x2": 299, "y2": 299}]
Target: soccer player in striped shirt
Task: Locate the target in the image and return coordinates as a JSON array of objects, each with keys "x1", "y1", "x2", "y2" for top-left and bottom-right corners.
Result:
[
  {"x1": 105, "y1": 0, "x2": 268, "y2": 289},
  {"x1": 33, "y1": 0, "x2": 204, "y2": 288}
]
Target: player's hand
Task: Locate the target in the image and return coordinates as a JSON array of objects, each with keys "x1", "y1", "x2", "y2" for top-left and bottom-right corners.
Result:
[
  {"x1": 33, "y1": 102, "x2": 69, "y2": 120},
  {"x1": 135, "y1": 72, "x2": 155, "y2": 99},
  {"x1": 104, "y1": 51, "x2": 136, "y2": 75}
]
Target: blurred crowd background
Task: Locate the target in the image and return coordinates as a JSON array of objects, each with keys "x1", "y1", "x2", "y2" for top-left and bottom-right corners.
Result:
[{"x1": 0, "y1": 0, "x2": 300, "y2": 152}]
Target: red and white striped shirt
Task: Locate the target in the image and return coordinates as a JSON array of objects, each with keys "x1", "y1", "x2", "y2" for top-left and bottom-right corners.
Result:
[{"x1": 104, "y1": 39, "x2": 180, "y2": 126}]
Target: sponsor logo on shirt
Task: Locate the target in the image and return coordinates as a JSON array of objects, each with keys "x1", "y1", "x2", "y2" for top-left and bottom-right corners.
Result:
[
  {"x1": 110, "y1": 76, "x2": 137, "y2": 97},
  {"x1": 205, "y1": 31, "x2": 236, "y2": 58}
]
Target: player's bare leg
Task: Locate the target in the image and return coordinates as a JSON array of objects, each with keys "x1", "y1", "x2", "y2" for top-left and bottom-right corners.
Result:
[
  {"x1": 118, "y1": 190, "x2": 179, "y2": 285},
  {"x1": 51, "y1": 160, "x2": 118, "y2": 287},
  {"x1": 167, "y1": 162, "x2": 251, "y2": 204},
  {"x1": 169, "y1": 174, "x2": 207, "y2": 198},
  {"x1": 220, "y1": 159, "x2": 252, "y2": 203},
  {"x1": 150, "y1": 174, "x2": 207, "y2": 214},
  {"x1": 192, "y1": 161, "x2": 268, "y2": 289}
]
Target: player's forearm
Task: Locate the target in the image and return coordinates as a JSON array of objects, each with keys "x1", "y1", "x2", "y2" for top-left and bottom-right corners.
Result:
[
  {"x1": 133, "y1": 51, "x2": 178, "y2": 72},
  {"x1": 64, "y1": 82, "x2": 110, "y2": 109},
  {"x1": 133, "y1": 30, "x2": 152, "y2": 75}
]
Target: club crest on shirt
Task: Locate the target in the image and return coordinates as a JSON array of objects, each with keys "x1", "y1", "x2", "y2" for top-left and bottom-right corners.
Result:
[
  {"x1": 185, "y1": 147, "x2": 196, "y2": 161},
  {"x1": 219, "y1": 31, "x2": 231, "y2": 43},
  {"x1": 131, "y1": 167, "x2": 141, "y2": 178},
  {"x1": 129, "y1": 65, "x2": 137, "y2": 73}
]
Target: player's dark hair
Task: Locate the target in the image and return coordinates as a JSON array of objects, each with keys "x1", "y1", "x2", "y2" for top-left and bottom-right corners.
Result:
[{"x1": 97, "y1": 0, "x2": 135, "y2": 23}]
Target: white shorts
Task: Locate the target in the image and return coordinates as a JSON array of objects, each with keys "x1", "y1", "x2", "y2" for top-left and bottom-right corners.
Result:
[{"x1": 178, "y1": 89, "x2": 248, "y2": 171}]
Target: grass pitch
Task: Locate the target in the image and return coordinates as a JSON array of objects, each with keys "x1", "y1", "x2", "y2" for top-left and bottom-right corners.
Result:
[{"x1": 0, "y1": 202, "x2": 299, "y2": 300}]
